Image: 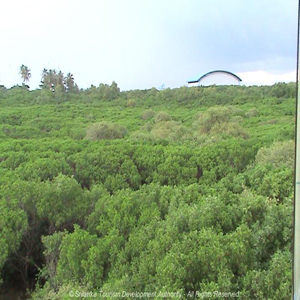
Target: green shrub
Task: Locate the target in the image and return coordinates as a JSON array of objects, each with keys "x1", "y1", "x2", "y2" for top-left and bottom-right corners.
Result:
[
  {"x1": 245, "y1": 108, "x2": 260, "y2": 118},
  {"x1": 255, "y1": 140, "x2": 294, "y2": 168},
  {"x1": 56, "y1": 225, "x2": 98, "y2": 284},
  {"x1": 40, "y1": 231, "x2": 68, "y2": 290},
  {"x1": 130, "y1": 131, "x2": 153, "y2": 142},
  {"x1": 194, "y1": 107, "x2": 249, "y2": 139},
  {"x1": 195, "y1": 107, "x2": 230, "y2": 131},
  {"x1": 85, "y1": 121, "x2": 127, "y2": 140},
  {"x1": 211, "y1": 121, "x2": 249, "y2": 139},
  {"x1": 154, "y1": 111, "x2": 172, "y2": 123},
  {"x1": 31, "y1": 282, "x2": 86, "y2": 300},
  {"x1": 241, "y1": 250, "x2": 292, "y2": 299},
  {"x1": 0, "y1": 199, "x2": 28, "y2": 284},
  {"x1": 126, "y1": 99, "x2": 136, "y2": 107},
  {"x1": 141, "y1": 109, "x2": 155, "y2": 120},
  {"x1": 151, "y1": 121, "x2": 192, "y2": 142}
]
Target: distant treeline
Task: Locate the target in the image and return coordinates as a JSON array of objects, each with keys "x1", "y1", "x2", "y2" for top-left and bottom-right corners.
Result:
[{"x1": 0, "y1": 81, "x2": 295, "y2": 106}]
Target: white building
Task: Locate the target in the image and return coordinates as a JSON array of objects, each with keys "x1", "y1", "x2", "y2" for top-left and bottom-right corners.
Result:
[{"x1": 188, "y1": 70, "x2": 242, "y2": 87}]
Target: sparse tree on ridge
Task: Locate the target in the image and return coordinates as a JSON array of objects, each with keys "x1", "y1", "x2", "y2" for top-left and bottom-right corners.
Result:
[
  {"x1": 19, "y1": 65, "x2": 31, "y2": 87},
  {"x1": 65, "y1": 73, "x2": 75, "y2": 92},
  {"x1": 41, "y1": 68, "x2": 48, "y2": 84},
  {"x1": 57, "y1": 71, "x2": 65, "y2": 91},
  {"x1": 40, "y1": 69, "x2": 78, "y2": 93}
]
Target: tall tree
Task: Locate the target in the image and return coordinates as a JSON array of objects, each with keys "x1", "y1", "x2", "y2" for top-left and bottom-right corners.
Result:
[
  {"x1": 40, "y1": 68, "x2": 79, "y2": 93},
  {"x1": 40, "y1": 68, "x2": 48, "y2": 88},
  {"x1": 57, "y1": 71, "x2": 65, "y2": 90},
  {"x1": 65, "y1": 73, "x2": 75, "y2": 92},
  {"x1": 40, "y1": 69, "x2": 58, "y2": 91},
  {"x1": 19, "y1": 65, "x2": 31, "y2": 86}
]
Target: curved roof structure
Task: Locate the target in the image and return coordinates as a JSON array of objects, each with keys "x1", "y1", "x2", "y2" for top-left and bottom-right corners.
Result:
[{"x1": 188, "y1": 70, "x2": 242, "y2": 84}]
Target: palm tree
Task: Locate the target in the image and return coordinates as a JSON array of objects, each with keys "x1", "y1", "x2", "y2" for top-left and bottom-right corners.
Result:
[
  {"x1": 19, "y1": 65, "x2": 31, "y2": 86},
  {"x1": 57, "y1": 71, "x2": 65, "y2": 91},
  {"x1": 65, "y1": 72, "x2": 75, "y2": 92},
  {"x1": 48, "y1": 69, "x2": 56, "y2": 91},
  {"x1": 41, "y1": 68, "x2": 47, "y2": 82},
  {"x1": 40, "y1": 68, "x2": 49, "y2": 89}
]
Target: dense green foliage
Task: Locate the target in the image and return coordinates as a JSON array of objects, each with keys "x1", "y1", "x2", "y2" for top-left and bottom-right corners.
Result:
[{"x1": 0, "y1": 82, "x2": 295, "y2": 299}]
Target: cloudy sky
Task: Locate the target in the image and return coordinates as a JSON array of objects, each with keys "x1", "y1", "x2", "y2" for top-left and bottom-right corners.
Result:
[{"x1": 0, "y1": 0, "x2": 298, "y2": 90}]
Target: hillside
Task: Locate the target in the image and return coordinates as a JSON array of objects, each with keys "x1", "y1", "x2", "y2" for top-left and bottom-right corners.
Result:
[{"x1": 0, "y1": 82, "x2": 296, "y2": 299}]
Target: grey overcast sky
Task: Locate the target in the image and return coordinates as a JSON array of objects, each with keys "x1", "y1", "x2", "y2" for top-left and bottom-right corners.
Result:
[{"x1": 0, "y1": 0, "x2": 298, "y2": 90}]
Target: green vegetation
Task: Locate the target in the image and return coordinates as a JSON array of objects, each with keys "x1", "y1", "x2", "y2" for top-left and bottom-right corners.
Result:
[
  {"x1": 0, "y1": 80, "x2": 295, "y2": 299},
  {"x1": 19, "y1": 65, "x2": 31, "y2": 87}
]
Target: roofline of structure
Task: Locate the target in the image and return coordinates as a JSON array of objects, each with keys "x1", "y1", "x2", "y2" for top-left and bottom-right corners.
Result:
[{"x1": 187, "y1": 70, "x2": 242, "y2": 83}]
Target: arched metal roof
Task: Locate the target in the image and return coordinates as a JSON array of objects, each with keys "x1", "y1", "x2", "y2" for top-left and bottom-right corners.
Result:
[{"x1": 188, "y1": 70, "x2": 242, "y2": 83}]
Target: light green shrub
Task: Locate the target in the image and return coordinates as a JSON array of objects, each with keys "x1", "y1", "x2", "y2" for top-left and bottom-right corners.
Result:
[
  {"x1": 245, "y1": 108, "x2": 260, "y2": 118},
  {"x1": 154, "y1": 111, "x2": 172, "y2": 123},
  {"x1": 85, "y1": 121, "x2": 127, "y2": 140},
  {"x1": 255, "y1": 140, "x2": 294, "y2": 168},
  {"x1": 141, "y1": 109, "x2": 155, "y2": 120},
  {"x1": 194, "y1": 106, "x2": 249, "y2": 139},
  {"x1": 126, "y1": 99, "x2": 136, "y2": 107}
]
